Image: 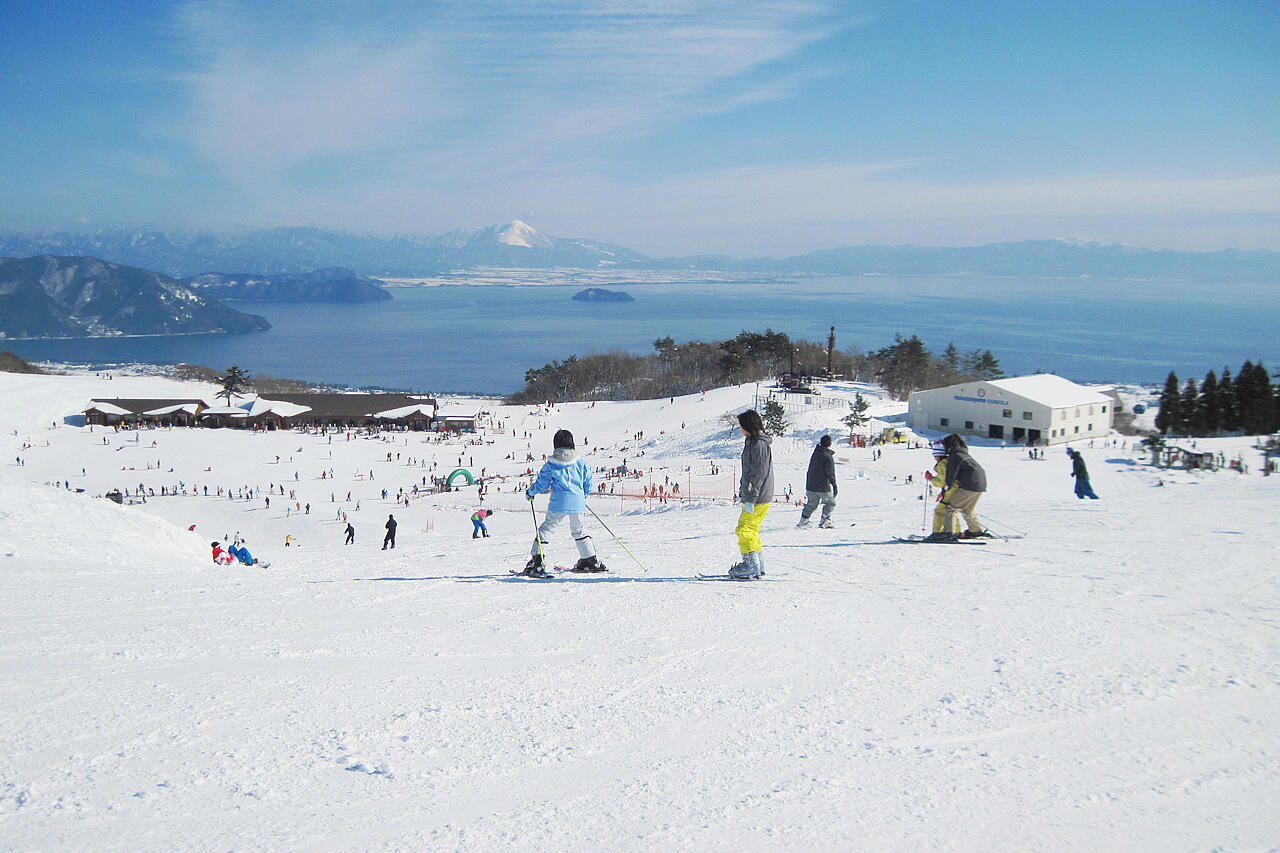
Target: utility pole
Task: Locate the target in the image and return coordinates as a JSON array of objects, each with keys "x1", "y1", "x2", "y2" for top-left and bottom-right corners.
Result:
[{"x1": 827, "y1": 326, "x2": 835, "y2": 377}]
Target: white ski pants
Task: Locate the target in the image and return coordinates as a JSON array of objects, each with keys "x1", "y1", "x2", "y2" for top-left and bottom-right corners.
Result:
[{"x1": 532, "y1": 510, "x2": 595, "y2": 559}]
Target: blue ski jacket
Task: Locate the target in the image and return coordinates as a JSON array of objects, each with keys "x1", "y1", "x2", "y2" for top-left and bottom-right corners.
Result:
[{"x1": 527, "y1": 447, "x2": 594, "y2": 514}]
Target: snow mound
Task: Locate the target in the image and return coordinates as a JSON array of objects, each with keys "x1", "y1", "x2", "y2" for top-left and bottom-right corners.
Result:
[{"x1": 0, "y1": 472, "x2": 206, "y2": 571}]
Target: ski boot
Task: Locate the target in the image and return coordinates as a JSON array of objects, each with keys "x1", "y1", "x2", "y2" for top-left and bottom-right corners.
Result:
[
  {"x1": 569, "y1": 556, "x2": 607, "y2": 573},
  {"x1": 521, "y1": 554, "x2": 553, "y2": 578},
  {"x1": 818, "y1": 517, "x2": 835, "y2": 529},
  {"x1": 728, "y1": 551, "x2": 763, "y2": 580},
  {"x1": 795, "y1": 517, "x2": 813, "y2": 529}
]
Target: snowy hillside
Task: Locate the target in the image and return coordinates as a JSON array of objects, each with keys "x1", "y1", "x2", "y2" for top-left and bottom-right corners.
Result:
[{"x1": 1, "y1": 370, "x2": 1277, "y2": 851}]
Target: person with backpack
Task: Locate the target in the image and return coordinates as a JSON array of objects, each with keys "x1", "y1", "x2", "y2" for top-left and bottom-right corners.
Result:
[
  {"x1": 940, "y1": 434, "x2": 992, "y2": 539},
  {"x1": 797, "y1": 435, "x2": 837, "y2": 529},
  {"x1": 730, "y1": 409, "x2": 774, "y2": 580},
  {"x1": 523, "y1": 429, "x2": 604, "y2": 576}
]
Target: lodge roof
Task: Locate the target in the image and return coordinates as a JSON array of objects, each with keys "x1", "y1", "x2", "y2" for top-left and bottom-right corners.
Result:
[{"x1": 87, "y1": 393, "x2": 438, "y2": 421}]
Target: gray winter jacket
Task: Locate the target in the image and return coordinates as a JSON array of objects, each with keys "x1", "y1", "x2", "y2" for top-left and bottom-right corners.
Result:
[
  {"x1": 945, "y1": 448, "x2": 987, "y2": 493},
  {"x1": 739, "y1": 435, "x2": 775, "y2": 505}
]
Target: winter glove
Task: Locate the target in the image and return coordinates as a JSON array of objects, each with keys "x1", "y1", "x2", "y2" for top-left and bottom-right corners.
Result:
[
  {"x1": 832, "y1": 484, "x2": 838, "y2": 497},
  {"x1": 740, "y1": 502, "x2": 755, "y2": 514}
]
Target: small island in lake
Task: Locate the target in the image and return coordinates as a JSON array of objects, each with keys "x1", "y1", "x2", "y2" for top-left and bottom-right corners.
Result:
[{"x1": 572, "y1": 287, "x2": 634, "y2": 303}]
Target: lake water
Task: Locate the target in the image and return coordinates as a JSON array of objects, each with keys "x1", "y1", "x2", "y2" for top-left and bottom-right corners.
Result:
[{"x1": 6, "y1": 275, "x2": 1276, "y2": 394}]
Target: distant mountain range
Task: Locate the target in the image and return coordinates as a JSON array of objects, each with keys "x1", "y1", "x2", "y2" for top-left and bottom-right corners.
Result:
[
  {"x1": 2, "y1": 221, "x2": 1278, "y2": 282},
  {"x1": 0, "y1": 255, "x2": 270, "y2": 339}
]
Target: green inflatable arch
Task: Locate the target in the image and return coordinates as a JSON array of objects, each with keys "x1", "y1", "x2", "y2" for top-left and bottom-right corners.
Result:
[{"x1": 446, "y1": 468, "x2": 475, "y2": 487}]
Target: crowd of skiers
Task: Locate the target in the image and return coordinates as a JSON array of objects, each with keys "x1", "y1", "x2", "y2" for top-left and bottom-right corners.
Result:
[{"x1": 201, "y1": 406, "x2": 1107, "y2": 578}]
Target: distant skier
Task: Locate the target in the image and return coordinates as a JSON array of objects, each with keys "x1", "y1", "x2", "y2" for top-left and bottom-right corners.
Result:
[
  {"x1": 730, "y1": 409, "x2": 773, "y2": 579},
  {"x1": 344, "y1": 522, "x2": 355, "y2": 545},
  {"x1": 523, "y1": 429, "x2": 604, "y2": 576},
  {"x1": 940, "y1": 434, "x2": 992, "y2": 539},
  {"x1": 382, "y1": 514, "x2": 397, "y2": 550},
  {"x1": 797, "y1": 435, "x2": 837, "y2": 529},
  {"x1": 471, "y1": 508, "x2": 490, "y2": 539},
  {"x1": 1067, "y1": 448, "x2": 1100, "y2": 499}
]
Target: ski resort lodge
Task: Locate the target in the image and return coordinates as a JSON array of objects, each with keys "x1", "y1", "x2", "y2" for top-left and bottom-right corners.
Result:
[
  {"x1": 84, "y1": 393, "x2": 439, "y2": 431},
  {"x1": 907, "y1": 375, "x2": 1117, "y2": 446}
]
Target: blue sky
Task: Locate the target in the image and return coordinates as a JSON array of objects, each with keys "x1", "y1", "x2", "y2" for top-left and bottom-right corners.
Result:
[{"x1": 2, "y1": 0, "x2": 1277, "y2": 256}]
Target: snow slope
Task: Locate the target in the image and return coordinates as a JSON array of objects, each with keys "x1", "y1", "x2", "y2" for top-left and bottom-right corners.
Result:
[{"x1": 1, "y1": 371, "x2": 1277, "y2": 852}]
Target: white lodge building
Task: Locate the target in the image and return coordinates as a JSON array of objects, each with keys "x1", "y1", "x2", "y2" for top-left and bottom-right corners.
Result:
[{"x1": 907, "y1": 375, "x2": 1116, "y2": 446}]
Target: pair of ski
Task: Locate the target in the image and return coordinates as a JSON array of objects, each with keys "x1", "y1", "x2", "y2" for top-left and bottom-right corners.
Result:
[
  {"x1": 892, "y1": 533, "x2": 1023, "y2": 544},
  {"x1": 507, "y1": 565, "x2": 607, "y2": 579},
  {"x1": 695, "y1": 573, "x2": 774, "y2": 582}
]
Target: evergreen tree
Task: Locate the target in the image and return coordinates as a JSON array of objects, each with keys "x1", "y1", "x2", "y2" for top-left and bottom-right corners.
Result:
[
  {"x1": 762, "y1": 399, "x2": 789, "y2": 437},
  {"x1": 1181, "y1": 378, "x2": 1200, "y2": 435},
  {"x1": 942, "y1": 343, "x2": 961, "y2": 373},
  {"x1": 1237, "y1": 361, "x2": 1276, "y2": 435},
  {"x1": 1219, "y1": 366, "x2": 1240, "y2": 432},
  {"x1": 968, "y1": 349, "x2": 1004, "y2": 380},
  {"x1": 216, "y1": 365, "x2": 251, "y2": 405},
  {"x1": 1155, "y1": 371, "x2": 1181, "y2": 434},
  {"x1": 840, "y1": 393, "x2": 871, "y2": 434},
  {"x1": 1197, "y1": 370, "x2": 1221, "y2": 435},
  {"x1": 876, "y1": 334, "x2": 934, "y2": 400},
  {"x1": 1274, "y1": 368, "x2": 1280, "y2": 433}
]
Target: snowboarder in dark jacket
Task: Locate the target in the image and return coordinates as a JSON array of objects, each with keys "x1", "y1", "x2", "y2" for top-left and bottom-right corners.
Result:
[
  {"x1": 1067, "y1": 448, "x2": 1099, "y2": 499},
  {"x1": 382, "y1": 515, "x2": 397, "y2": 549},
  {"x1": 941, "y1": 434, "x2": 991, "y2": 538},
  {"x1": 797, "y1": 435, "x2": 837, "y2": 528}
]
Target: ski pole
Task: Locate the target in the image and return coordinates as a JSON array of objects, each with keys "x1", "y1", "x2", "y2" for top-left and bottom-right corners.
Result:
[
  {"x1": 976, "y1": 513, "x2": 1026, "y2": 539},
  {"x1": 529, "y1": 499, "x2": 545, "y2": 564},
  {"x1": 587, "y1": 504, "x2": 647, "y2": 573}
]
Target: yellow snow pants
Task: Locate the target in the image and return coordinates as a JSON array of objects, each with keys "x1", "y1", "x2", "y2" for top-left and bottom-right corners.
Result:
[{"x1": 735, "y1": 502, "x2": 770, "y2": 554}]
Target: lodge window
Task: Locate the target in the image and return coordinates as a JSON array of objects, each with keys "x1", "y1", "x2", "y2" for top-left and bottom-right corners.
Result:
[
  {"x1": 965, "y1": 421, "x2": 974, "y2": 430},
  {"x1": 1023, "y1": 411, "x2": 1033, "y2": 420},
  {"x1": 1003, "y1": 409, "x2": 1012, "y2": 418},
  {"x1": 940, "y1": 418, "x2": 949, "y2": 427}
]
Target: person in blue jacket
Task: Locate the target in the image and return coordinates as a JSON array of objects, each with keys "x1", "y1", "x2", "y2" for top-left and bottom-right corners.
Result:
[{"x1": 523, "y1": 429, "x2": 605, "y2": 577}]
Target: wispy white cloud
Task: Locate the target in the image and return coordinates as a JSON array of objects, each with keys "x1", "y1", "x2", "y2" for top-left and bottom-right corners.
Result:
[{"x1": 171, "y1": 0, "x2": 849, "y2": 186}]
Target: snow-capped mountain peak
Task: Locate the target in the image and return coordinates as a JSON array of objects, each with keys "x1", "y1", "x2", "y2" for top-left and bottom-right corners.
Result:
[{"x1": 495, "y1": 220, "x2": 555, "y2": 249}]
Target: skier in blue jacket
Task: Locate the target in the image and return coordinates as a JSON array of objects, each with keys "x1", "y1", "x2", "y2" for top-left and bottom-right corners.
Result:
[{"x1": 523, "y1": 429, "x2": 605, "y2": 576}]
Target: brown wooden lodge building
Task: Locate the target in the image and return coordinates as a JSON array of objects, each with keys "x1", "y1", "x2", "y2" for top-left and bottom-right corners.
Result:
[{"x1": 83, "y1": 393, "x2": 456, "y2": 432}]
